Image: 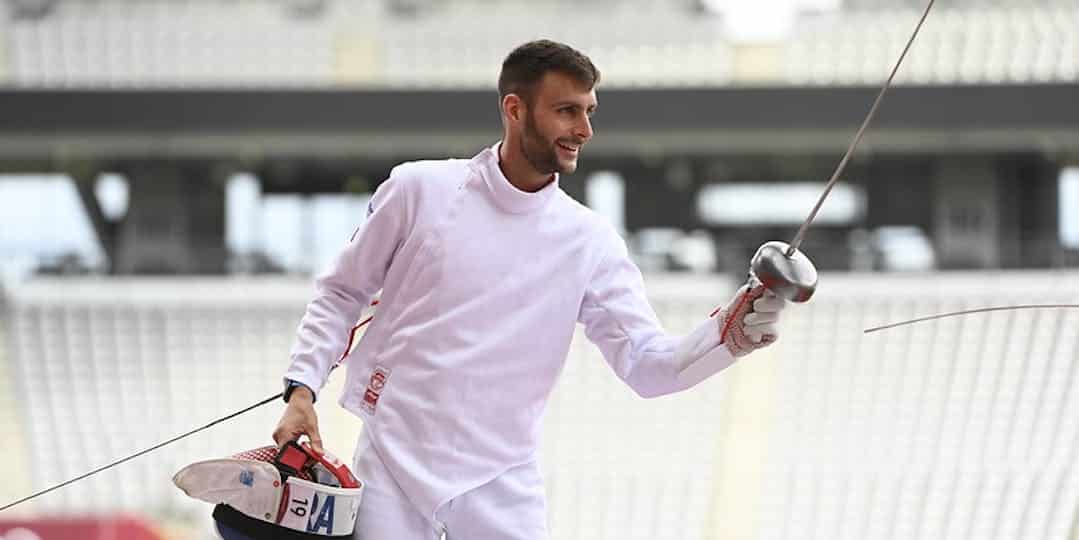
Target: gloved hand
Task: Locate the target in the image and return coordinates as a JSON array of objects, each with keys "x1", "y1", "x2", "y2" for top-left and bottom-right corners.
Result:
[{"x1": 715, "y1": 283, "x2": 787, "y2": 357}]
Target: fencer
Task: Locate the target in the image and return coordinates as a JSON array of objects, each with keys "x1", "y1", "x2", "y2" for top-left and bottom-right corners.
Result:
[{"x1": 273, "y1": 39, "x2": 793, "y2": 539}]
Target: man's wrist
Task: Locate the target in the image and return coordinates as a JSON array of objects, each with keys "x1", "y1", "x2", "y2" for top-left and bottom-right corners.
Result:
[{"x1": 283, "y1": 380, "x2": 315, "y2": 404}]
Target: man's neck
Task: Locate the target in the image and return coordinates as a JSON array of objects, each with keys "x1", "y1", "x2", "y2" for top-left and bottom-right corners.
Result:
[{"x1": 498, "y1": 141, "x2": 554, "y2": 193}]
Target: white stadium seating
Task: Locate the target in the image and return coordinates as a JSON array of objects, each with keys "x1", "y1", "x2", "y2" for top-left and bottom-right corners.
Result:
[
  {"x1": 7, "y1": 0, "x2": 337, "y2": 88},
  {"x1": 3, "y1": 0, "x2": 1075, "y2": 88},
  {"x1": 2, "y1": 271, "x2": 1078, "y2": 539},
  {"x1": 783, "y1": 4, "x2": 1079, "y2": 85}
]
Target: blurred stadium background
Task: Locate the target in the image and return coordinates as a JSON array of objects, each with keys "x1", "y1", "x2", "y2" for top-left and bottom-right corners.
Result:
[{"x1": 0, "y1": 0, "x2": 1078, "y2": 538}]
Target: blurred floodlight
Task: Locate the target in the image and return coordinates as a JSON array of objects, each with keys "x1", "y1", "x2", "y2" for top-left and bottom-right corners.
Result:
[
  {"x1": 697, "y1": 182, "x2": 865, "y2": 225},
  {"x1": 1061, "y1": 167, "x2": 1079, "y2": 249},
  {"x1": 872, "y1": 225, "x2": 936, "y2": 271},
  {"x1": 586, "y1": 171, "x2": 626, "y2": 234},
  {"x1": 94, "y1": 173, "x2": 129, "y2": 222},
  {"x1": 226, "y1": 173, "x2": 261, "y2": 255}
]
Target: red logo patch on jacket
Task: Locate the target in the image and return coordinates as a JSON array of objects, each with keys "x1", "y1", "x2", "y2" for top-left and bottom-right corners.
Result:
[{"x1": 361, "y1": 365, "x2": 390, "y2": 414}]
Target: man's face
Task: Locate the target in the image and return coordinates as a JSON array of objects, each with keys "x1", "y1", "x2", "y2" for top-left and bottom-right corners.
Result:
[{"x1": 516, "y1": 71, "x2": 597, "y2": 176}]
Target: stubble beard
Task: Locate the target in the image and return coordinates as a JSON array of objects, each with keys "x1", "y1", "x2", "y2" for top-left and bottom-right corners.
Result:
[{"x1": 520, "y1": 110, "x2": 574, "y2": 176}]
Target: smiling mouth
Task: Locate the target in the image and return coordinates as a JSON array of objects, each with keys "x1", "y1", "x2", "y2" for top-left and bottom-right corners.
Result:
[{"x1": 557, "y1": 142, "x2": 581, "y2": 155}]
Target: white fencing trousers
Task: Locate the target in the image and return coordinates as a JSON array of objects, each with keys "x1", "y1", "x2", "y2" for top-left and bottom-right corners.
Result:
[{"x1": 351, "y1": 431, "x2": 549, "y2": 540}]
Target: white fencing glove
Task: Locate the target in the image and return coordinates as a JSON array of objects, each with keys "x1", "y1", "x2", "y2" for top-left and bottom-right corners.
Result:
[{"x1": 714, "y1": 283, "x2": 788, "y2": 357}]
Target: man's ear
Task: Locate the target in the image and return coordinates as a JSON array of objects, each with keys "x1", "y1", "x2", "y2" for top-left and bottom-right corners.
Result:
[{"x1": 502, "y1": 93, "x2": 523, "y2": 124}]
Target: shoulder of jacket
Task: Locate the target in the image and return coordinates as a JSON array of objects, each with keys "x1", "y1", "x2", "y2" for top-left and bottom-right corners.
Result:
[
  {"x1": 554, "y1": 191, "x2": 625, "y2": 252},
  {"x1": 390, "y1": 158, "x2": 472, "y2": 184},
  {"x1": 557, "y1": 191, "x2": 609, "y2": 228}
]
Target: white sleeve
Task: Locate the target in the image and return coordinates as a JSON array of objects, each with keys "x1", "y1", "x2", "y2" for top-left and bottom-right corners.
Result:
[
  {"x1": 283, "y1": 166, "x2": 413, "y2": 398},
  {"x1": 578, "y1": 230, "x2": 737, "y2": 398}
]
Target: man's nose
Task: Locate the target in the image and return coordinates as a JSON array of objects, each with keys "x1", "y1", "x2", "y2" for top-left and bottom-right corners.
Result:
[{"x1": 576, "y1": 115, "x2": 593, "y2": 141}]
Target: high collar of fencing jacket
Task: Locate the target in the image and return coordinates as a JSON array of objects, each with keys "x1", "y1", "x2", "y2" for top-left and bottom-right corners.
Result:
[{"x1": 471, "y1": 142, "x2": 560, "y2": 215}]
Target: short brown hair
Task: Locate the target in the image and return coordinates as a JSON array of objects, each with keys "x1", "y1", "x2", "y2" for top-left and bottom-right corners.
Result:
[{"x1": 498, "y1": 40, "x2": 600, "y2": 103}]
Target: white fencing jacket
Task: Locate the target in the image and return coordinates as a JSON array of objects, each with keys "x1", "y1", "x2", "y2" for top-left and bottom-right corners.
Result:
[{"x1": 285, "y1": 143, "x2": 738, "y2": 522}]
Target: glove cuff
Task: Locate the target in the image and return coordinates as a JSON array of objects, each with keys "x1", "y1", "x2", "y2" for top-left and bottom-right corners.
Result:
[{"x1": 717, "y1": 284, "x2": 771, "y2": 357}]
